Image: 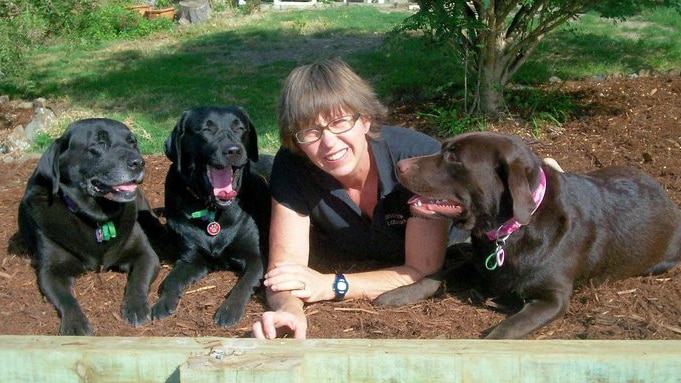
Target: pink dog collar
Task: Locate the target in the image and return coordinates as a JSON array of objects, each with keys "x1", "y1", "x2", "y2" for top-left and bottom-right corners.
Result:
[{"x1": 484, "y1": 168, "x2": 547, "y2": 270}]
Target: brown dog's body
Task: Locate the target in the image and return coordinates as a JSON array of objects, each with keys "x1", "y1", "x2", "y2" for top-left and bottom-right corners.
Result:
[{"x1": 389, "y1": 132, "x2": 681, "y2": 339}]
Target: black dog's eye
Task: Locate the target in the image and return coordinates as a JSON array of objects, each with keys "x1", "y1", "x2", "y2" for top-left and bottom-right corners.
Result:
[
  {"x1": 231, "y1": 119, "x2": 246, "y2": 132},
  {"x1": 202, "y1": 120, "x2": 218, "y2": 134},
  {"x1": 127, "y1": 134, "x2": 138, "y2": 148},
  {"x1": 87, "y1": 131, "x2": 110, "y2": 154}
]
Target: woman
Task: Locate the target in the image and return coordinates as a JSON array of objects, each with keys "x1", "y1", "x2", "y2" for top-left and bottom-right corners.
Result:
[{"x1": 251, "y1": 58, "x2": 468, "y2": 339}]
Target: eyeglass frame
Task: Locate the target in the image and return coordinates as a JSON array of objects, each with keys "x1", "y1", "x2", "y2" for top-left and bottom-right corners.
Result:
[{"x1": 294, "y1": 113, "x2": 362, "y2": 144}]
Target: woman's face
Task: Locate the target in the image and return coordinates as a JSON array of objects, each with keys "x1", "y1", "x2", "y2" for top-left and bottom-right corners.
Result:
[{"x1": 297, "y1": 111, "x2": 371, "y2": 181}]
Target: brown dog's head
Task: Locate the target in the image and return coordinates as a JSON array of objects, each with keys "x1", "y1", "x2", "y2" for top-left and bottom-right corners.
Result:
[{"x1": 397, "y1": 132, "x2": 543, "y2": 234}]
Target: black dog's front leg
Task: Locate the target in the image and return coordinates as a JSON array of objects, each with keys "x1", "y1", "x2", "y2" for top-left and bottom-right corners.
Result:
[
  {"x1": 213, "y1": 251, "x2": 264, "y2": 327},
  {"x1": 151, "y1": 259, "x2": 209, "y2": 321},
  {"x1": 485, "y1": 288, "x2": 572, "y2": 339},
  {"x1": 37, "y1": 262, "x2": 91, "y2": 336},
  {"x1": 119, "y1": 236, "x2": 160, "y2": 327}
]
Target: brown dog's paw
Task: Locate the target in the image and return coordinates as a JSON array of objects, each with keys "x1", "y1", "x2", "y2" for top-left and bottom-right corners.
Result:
[{"x1": 374, "y1": 277, "x2": 443, "y2": 307}]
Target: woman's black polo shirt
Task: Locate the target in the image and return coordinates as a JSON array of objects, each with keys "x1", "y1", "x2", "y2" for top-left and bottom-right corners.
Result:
[{"x1": 269, "y1": 125, "x2": 443, "y2": 262}]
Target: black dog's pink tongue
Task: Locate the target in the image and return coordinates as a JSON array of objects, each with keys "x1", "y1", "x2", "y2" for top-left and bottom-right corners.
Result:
[
  {"x1": 210, "y1": 167, "x2": 236, "y2": 200},
  {"x1": 113, "y1": 182, "x2": 138, "y2": 192}
]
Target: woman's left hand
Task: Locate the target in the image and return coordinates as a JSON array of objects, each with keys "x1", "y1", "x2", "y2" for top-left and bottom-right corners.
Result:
[{"x1": 263, "y1": 262, "x2": 332, "y2": 302}]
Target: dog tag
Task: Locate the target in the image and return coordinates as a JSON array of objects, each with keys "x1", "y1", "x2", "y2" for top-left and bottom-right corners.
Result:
[
  {"x1": 207, "y1": 221, "x2": 221, "y2": 236},
  {"x1": 95, "y1": 227, "x2": 104, "y2": 243}
]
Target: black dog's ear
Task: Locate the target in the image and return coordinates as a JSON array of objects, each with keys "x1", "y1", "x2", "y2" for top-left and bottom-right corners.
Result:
[
  {"x1": 165, "y1": 111, "x2": 188, "y2": 169},
  {"x1": 237, "y1": 106, "x2": 259, "y2": 162},
  {"x1": 35, "y1": 135, "x2": 66, "y2": 195}
]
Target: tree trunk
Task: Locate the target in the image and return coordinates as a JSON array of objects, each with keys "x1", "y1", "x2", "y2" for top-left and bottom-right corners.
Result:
[{"x1": 475, "y1": 20, "x2": 507, "y2": 116}]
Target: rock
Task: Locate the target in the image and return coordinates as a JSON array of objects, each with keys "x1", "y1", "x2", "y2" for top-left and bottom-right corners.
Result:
[
  {"x1": 7, "y1": 125, "x2": 30, "y2": 152},
  {"x1": 0, "y1": 95, "x2": 9, "y2": 105},
  {"x1": 33, "y1": 98, "x2": 47, "y2": 108},
  {"x1": 24, "y1": 107, "x2": 57, "y2": 142},
  {"x1": 178, "y1": 0, "x2": 211, "y2": 24}
]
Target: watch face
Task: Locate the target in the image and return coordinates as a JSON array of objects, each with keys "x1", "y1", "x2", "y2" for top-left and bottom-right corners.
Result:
[{"x1": 336, "y1": 280, "x2": 348, "y2": 293}]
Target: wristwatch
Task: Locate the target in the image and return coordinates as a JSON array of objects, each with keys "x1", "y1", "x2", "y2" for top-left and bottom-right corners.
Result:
[{"x1": 333, "y1": 273, "x2": 348, "y2": 301}]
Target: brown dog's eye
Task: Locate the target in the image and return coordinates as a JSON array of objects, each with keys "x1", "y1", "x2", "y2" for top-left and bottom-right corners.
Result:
[{"x1": 443, "y1": 149, "x2": 458, "y2": 163}]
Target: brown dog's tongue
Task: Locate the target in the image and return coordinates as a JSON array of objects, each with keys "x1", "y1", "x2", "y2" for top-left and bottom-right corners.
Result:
[
  {"x1": 408, "y1": 195, "x2": 462, "y2": 216},
  {"x1": 210, "y1": 167, "x2": 237, "y2": 199}
]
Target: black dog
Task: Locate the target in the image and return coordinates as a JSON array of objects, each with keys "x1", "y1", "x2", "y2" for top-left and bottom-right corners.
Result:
[
  {"x1": 18, "y1": 118, "x2": 160, "y2": 335},
  {"x1": 151, "y1": 106, "x2": 270, "y2": 327},
  {"x1": 377, "y1": 132, "x2": 681, "y2": 339}
]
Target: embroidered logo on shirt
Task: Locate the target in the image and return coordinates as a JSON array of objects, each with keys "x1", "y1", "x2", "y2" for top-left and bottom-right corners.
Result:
[{"x1": 385, "y1": 213, "x2": 407, "y2": 226}]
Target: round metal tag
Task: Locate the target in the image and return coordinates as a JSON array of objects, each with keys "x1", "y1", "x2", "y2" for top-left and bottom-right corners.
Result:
[{"x1": 206, "y1": 221, "x2": 221, "y2": 236}]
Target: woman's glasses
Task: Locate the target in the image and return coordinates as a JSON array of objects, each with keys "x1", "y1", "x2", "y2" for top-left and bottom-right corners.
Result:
[{"x1": 295, "y1": 113, "x2": 361, "y2": 144}]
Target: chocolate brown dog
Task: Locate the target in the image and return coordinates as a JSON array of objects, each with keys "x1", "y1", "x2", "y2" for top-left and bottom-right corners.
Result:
[
  {"x1": 18, "y1": 118, "x2": 160, "y2": 335},
  {"x1": 378, "y1": 131, "x2": 681, "y2": 339}
]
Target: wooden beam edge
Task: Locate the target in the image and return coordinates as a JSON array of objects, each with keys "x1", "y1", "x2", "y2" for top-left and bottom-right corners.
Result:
[{"x1": 1, "y1": 336, "x2": 680, "y2": 382}]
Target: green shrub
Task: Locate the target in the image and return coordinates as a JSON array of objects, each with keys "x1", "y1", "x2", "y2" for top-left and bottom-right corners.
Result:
[
  {"x1": 417, "y1": 105, "x2": 487, "y2": 138},
  {"x1": 74, "y1": 4, "x2": 174, "y2": 42}
]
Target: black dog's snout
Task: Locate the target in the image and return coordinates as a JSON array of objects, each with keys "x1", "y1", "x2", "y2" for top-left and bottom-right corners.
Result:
[
  {"x1": 127, "y1": 156, "x2": 145, "y2": 171},
  {"x1": 223, "y1": 144, "x2": 244, "y2": 159}
]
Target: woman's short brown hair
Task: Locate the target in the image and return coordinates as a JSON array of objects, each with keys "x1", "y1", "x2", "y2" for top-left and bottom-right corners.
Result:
[{"x1": 277, "y1": 58, "x2": 388, "y2": 154}]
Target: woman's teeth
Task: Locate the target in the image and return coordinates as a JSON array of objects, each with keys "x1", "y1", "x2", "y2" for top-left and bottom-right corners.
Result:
[{"x1": 326, "y1": 149, "x2": 346, "y2": 161}]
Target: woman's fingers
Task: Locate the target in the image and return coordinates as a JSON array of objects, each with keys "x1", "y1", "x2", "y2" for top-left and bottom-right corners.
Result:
[{"x1": 252, "y1": 311, "x2": 307, "y2": 339}]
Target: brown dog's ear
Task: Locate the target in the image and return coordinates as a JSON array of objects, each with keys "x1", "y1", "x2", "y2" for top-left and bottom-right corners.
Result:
[
  {"x1": 507, "y1": 159, "x2": 536, "y2": 225},
  {"x1": 165, "y1": 111, "x2": 187, "y2": 169}
]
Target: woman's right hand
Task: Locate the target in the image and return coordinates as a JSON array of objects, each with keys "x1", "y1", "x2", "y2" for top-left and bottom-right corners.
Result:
[{"x1": 252, "y1": 309, "x2": 308, "y2": 339}]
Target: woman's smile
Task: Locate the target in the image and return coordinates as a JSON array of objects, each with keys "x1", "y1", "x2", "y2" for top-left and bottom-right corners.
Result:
[{"x1": 324, "y1": 148, "x2": 348, "y2": 162}]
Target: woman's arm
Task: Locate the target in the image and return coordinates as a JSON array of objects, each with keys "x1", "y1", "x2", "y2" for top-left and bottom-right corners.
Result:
[
  {"x1": 252, "y1": 198, "x2": 312, "y2": 339},
  {"x1": 339, "y1": 216, "x2": 448, "y2": 300},
  {"x1": 265, "y1": 215, "x2": 449, "y2": 302}
]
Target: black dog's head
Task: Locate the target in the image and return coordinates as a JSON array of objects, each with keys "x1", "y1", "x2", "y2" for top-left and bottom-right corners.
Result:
[
  {"x1": 397, "y1": 132, "x2": 542, "y2": 234},
  {"x1": 35, "y1": 118, "x2": 145, "y2": 207},
  {"x1": 165, "y1": 106, "x2": 258, "y2": 208}
]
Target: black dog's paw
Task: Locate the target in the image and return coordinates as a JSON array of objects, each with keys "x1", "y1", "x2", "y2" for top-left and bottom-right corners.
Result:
[
  {"x1": 121, "y1": 297, "x2": 151, "y2": 327},
  {"x1": 151, "y1": 295, "x2": 179, "y2": 321},
  {"x1": 374, "y1": 277, "x2": 443, "y2": 307},
  {"x1": 59, "y1": 313, "x2": 93, "y2": 336},
  {"x1": 213, "y1": 299, "x2": 247, "y2": 327}
]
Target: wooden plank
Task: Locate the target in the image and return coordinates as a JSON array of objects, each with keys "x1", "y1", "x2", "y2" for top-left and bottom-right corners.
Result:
[
  {"x1": 0, "y1": 335, "x2": 224, "y2": 382},
  {"x1": 180, "y1": 339, "x2": 681, "y2": 383},
  {"x1": 0, "y1": 336, "x2": 680, "y2": 382}
]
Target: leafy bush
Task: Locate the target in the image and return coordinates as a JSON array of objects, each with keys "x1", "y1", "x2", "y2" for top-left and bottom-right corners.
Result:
[
  {"x1": 0, "y1": 0, "x2": 174, "y2": 80},
  {"x1": 74, "y1": 4, "x2": 174, "y2": 43},
  {"x1": 417, "y1": 105, "x2": 487, "y2": 138}
]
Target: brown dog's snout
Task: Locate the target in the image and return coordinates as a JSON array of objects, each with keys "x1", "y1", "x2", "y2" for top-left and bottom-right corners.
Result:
[{"x1": 397, "y1": 159, "x2": 415, "y2": 176}]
